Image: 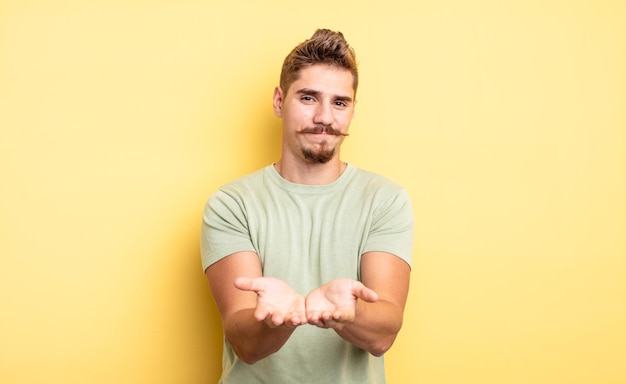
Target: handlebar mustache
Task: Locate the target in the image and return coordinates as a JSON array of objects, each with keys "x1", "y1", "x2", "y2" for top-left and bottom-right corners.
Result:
[{"x1": 299, "y1": 126, "x2": 349, "y2": 136}]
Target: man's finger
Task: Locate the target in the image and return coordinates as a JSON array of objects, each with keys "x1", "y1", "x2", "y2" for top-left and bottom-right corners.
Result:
[
  {"x1": 353, "y1": 282, "x2": 378, "y2": 303},
  {"x1": 254, "y1": 305, "x2": 271, "y2": 322},
  {"x1": 234, "y1": 277, "x2": 263, "y2": 293}
]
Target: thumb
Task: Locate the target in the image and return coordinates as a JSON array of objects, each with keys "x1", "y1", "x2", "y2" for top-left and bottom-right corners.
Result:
[
  {"x1": 234, "y1": 277, "x2": 261, "y2": 292},
  {"x1": 352, "y1": 282, "x2": 378, "y2": 303},
  {"x1": 353, "y1": 282, "x2": 378, "y2": 303}
]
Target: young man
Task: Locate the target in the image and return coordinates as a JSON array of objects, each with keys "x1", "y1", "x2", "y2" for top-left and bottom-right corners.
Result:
[{"x1": 201, "y1": 29, "x2": 414, "y2": 383}]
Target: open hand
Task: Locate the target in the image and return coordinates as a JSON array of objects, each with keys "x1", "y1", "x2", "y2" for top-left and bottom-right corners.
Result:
[
  {"x1": 235, "y1": 277, "x2": 307, "y2": 329},
  {"x1": 305, "y1": 278, "x2": 378, "y2": 330}
]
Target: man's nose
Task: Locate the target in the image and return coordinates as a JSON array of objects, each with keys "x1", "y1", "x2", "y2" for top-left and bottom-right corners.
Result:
[{"x1": 313, "y1": 102, "x2": 334, "y2": 126}]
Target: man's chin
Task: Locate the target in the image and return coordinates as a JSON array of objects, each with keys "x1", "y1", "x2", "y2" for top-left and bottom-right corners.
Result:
[{"x1": 302, "y1": 148, "x2": 335, "y2": 164}]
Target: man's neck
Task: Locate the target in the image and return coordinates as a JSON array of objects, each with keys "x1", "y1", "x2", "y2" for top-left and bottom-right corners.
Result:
[{"x1": 274, "y1": 158, "x2": 347, "y2": 185}]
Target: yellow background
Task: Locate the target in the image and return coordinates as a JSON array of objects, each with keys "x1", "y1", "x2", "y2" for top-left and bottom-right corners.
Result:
[{"x1": 1, "y1": 1, "x2": 625, "y2": 383}]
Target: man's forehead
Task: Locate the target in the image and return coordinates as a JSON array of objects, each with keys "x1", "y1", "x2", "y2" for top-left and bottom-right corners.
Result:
[{"x1": 287, "y1": 65, "x2": 355, "y2": 98}]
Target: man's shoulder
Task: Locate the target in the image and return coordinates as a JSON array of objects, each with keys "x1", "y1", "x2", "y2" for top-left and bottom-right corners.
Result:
[
  {"x1": 205, "y1": 167, "x2": 271, "y2": 209},
  {"x1": 349, "y1": 166, "x2": 404, "y2": 192},
  {"x1": 218, "y1": 166, "x2": 270, "y2": 193}
]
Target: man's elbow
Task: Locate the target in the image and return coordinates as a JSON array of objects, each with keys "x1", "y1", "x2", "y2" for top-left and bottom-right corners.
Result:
[
  {"x1": 367, "y1": 334, "x2": 398, "y2": 357},
  {"x1": 231, "y1": 342, "x2": 280, "y2": 365},
  {"x1": 232, "y1": 347, "x2": 265, "y2": 365},
  {"x1": 238, "y1": 354, "x2": 262, "y2": 365}
]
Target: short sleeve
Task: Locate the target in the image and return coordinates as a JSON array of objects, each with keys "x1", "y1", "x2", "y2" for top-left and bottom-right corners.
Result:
[
  {"x1": 200, "y1": 190, "x2": 257, "y2": 271},
  {"x1": 362, "y1": 188, "x2": 414, "y2": 268}
]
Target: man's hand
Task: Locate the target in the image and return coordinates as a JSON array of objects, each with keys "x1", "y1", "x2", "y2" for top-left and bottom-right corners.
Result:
[
  {"x1": 235, "y1": 277, "x2": 307, "y2": 329},
  {"x1": 305, "y1": 278, "x2": 379, "y2": 330}
]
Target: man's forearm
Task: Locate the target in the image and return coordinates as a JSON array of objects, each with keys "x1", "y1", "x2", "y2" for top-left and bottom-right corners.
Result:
[
  {"x1": 224, "y1": 308, "x2": 297, "y2": 364},
  {"x1": 335, "y1": 299, "x2": 404, "y2": 356}
]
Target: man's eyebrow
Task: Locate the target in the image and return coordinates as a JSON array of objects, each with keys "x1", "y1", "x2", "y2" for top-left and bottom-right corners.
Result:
[
  {"x1": 296, "y1": 88, "x2": 321, "y2": 97},
  {"x1": 335, "y1": 95, "x2": 354, "y2": 103},
  {"x1": 295, "y1": 88, "x2": 353, "y2": 103}
]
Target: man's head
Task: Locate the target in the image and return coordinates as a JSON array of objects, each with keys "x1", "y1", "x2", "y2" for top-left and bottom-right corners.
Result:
[
  {"x1": 279, "y1": 29, "x2": 358, "y2": 97},
  {"x1": 273, "y1": 30, "x2": 358, "y2": 167}
]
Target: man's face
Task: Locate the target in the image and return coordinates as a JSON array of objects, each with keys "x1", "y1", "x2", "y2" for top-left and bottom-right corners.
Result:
[{"x1": 273, "y1": 64, "x2": 356, "y2": 164}]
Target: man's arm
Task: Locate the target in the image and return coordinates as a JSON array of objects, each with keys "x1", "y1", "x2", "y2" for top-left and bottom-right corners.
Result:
[
  {"x1": 205, "y1": 251, "x2": 306, "y2": 364},
  {"x1": 306, "y1": 251, "x2": 410, "y2": 356},
  {"x1": 338, "y1": 251, "x2": 410, "y2": 356}
]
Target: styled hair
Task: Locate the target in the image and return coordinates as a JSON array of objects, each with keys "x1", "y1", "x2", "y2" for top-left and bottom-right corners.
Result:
[{"x1": 279, "y1": 29, "x2": 358, "y2": 95}]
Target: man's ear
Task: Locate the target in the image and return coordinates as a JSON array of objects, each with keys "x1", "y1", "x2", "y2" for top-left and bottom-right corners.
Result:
[{"x1": 273, "y1": 86, "x2": 284, "y2": 117}]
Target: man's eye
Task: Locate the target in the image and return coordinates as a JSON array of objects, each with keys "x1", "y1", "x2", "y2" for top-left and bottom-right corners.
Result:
[
  {"x1": 301, "y1": 96, "x2": 314, "y2": 102},
  {"x1": 335, "y1": 101, "x2": 347, "y2": 107}
]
